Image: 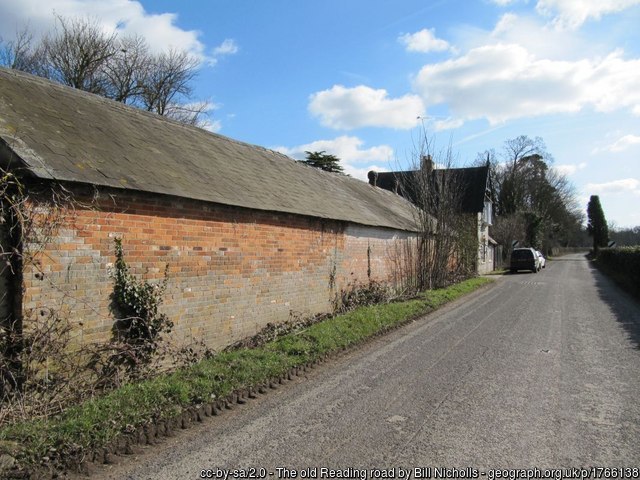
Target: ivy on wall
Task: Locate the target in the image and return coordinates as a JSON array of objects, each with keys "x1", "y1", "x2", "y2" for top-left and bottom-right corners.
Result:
[{"x1": 110, "y1": 238, "x2": 172, "y2": 370}]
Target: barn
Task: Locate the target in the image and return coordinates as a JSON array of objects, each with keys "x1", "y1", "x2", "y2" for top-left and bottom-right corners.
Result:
[{"x1": 0, "y1": 68, "x2": 419, "y2": 351}]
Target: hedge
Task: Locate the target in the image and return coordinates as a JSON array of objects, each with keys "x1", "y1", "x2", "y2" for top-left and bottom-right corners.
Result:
[{"x1": 595, "y1": 247, "x2": 640, "y2": 299}]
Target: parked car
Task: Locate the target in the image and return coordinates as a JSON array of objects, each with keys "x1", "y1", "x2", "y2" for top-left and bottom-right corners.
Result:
[
  {"x1": 536, "y1": 250, "x2": 546, "y2": 269},
  {"x1": 510, "y1": 248, "x2": 540, "y2": 273}
]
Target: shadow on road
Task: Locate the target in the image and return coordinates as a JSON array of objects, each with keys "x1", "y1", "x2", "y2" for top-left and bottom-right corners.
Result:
[{"x1": 586, "y1": 257, "x2": 640, "y2": 350}]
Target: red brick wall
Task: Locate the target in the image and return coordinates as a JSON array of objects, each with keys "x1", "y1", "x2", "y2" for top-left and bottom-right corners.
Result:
[
  {"x1": 22, "y1": 188, "x2": 416, "y2": 350},
  {"x1": 341, "y1": 225, "x2": 415, "y2": 288}
]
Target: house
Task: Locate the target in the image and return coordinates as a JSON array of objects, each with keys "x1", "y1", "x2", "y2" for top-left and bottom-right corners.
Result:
[
  {"x1": 0, "y1": 67, "x2": 420, "y2": 351},
  {"x1": 368, "y1": 157, "x2": 497, "y2": 274}
]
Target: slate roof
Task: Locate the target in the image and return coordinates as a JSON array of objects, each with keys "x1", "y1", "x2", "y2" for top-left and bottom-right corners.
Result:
[
  {"x1": 0, "y1": 68, "x2": 418, "y2": 231},
  {"x1": 369, "y1": 164, "x2": 491, "y2": 214}
]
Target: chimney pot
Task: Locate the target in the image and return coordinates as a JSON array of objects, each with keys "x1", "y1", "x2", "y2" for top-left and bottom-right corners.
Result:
[
  {"x1": 367, "y1": 170, "x2": 378, "y2": 186},
  {"x1": 420, "y1": 154, "x2": 433, "y2": 171}
]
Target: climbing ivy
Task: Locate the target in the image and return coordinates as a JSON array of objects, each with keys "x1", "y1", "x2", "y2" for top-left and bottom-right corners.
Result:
[{"x1": 110, "y1": 238, "x2": 172, "y2": 370}]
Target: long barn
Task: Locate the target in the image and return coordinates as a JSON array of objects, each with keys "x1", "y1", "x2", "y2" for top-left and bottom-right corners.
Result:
[{"x1": 0, "y1": 67, "x2": 420, "y2": 350}]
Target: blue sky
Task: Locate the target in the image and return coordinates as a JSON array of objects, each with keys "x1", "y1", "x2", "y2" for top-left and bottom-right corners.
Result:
[{"x1": 1, "y1": 0, "x2": 639, "y2": 228}]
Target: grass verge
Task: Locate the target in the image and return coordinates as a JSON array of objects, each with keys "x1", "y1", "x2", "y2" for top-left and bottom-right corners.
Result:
[{"x1": 0, "y1": 277, "x2": 493, "y2": 475}]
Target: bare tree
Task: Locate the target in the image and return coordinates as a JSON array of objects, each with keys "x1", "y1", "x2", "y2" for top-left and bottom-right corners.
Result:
[
  {"x1": 0, "y1": 26, "x2": 47, "y2": 76},
  {"x1": 503, "y1": 135, "x2": 553, "y2": 167},
  {"x1": 479, "y1": 135, "x2": 582, "y2": 256},
  {"x1": 100, "y1": 35, "x2": 211, "y2": 126},
  {"x1": 102, "y1": 34, "x2": 149, "y2": 104},
  {"x1": 163, "y1": 100, "x2": 211, "y2": 127},
  {"x1": 610, "y1": 225, "x2": 640, "y2": 246},
  {"x1": 403, "y1": 134, "x2": 477, "y2": 290},
  {"x1": 42, "y1": 15, "x2": 117, "y2": 94},
  {"x1": 139, "y1": 49, "x2": 199, "y2": 115},
  {"x1": 3, "y1": 14, "x2": 214, "y2": 128}
]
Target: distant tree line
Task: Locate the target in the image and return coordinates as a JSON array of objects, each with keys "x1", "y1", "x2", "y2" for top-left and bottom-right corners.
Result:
[
  {"x1": 476, "y1": 135, "x2": 584, "y2": 256},
  {"x1": 609, "y1": 226, "x2": 640, "y2": 246},
  {"x1": 0, "y1": 15, "x2": 210, "y2": 127}
]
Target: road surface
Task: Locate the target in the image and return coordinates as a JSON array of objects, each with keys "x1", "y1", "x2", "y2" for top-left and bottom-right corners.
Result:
[{"x1": 98, "y1": 253, "x2": 640, "y2": 478}]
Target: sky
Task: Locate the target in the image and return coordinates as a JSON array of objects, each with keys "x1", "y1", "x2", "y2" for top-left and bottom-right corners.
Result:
[{"x1": 1, "y1": 0, "x2": 639, "y2": 228}]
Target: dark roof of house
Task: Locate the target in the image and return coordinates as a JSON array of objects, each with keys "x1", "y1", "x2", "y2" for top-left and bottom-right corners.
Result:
[
  {"x1": 0, "y1": 68, "x2": 418, "y2": 231},
  {"x1": 369, "y1": 164, "x2": 491, "y2": 214}
]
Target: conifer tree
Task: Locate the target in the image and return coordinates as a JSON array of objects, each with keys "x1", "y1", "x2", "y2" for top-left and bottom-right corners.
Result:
[
  {"x1": 587, "y1": 195, "x2": 609, "y2": 255},
  {"x1": 299, "y1": 151, "x2": 346, "y2": 175}
]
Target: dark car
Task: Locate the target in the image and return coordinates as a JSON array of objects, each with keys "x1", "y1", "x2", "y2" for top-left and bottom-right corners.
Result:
[{"x1": 510, "y1": 248, "x2": 539, "y2": 273}]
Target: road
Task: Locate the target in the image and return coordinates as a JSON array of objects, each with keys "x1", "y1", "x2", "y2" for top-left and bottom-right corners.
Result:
[{"x1": 98, "y1": 253, "x2": 640, "y2": 478}]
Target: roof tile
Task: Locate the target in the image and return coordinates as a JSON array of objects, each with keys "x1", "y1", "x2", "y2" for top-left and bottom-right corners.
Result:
[{"x1": 0, "y1": 68, "x2": 418, "y2": 231}]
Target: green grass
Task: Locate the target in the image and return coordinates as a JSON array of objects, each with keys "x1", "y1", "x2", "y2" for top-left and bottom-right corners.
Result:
[{"x1": 0, "y1": 276, "x2": 492, "y2": 473}]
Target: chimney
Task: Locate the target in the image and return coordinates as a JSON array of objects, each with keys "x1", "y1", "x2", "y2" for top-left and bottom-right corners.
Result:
[
  {"x1": 367, "y1": 170, "x2": 378, "y2": 186},
  {"x1": 420, "y1": 154, "x2": 433, "y2": 171}
]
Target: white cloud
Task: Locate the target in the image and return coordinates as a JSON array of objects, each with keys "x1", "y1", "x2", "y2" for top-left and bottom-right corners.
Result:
[
  {"x1": 491, "y1": 13, "x2": 566, "y2": 57},
  {"x1": 458, "y1": 12, "x2": 590, "y2": 61},
  {"x1": 201, "y1": 119, "x2": 222, "y2": 133},
  {"x1": 433, "y1": 117, "x2": 465, "y2": 131},
  {"x1": 308, "y1": 85, "x2": 425, "y2": 130},
  {"x1": 208, "y1": 38, "x2": 239, "y2": 66},
  {"x1": 212, "y1": 39, "x2": 238, "y2": 56},
  {"x1": 0, "y1": 0, "x2": 207, "y2": 59},
  {"x1": 413, "y1": 43, "x2": 640, "y2": 126},
  {"x1": 604, "y1": 134, "x2": 640, "y2": 152},
  {"x1": 536, "y1": 0, "x2": 640, "y2": 29},
  {"x1": 274, "y1": 135, "x2": 393, "y2": 164},
  {"x1": 202, "y1": 103, "x2": 223, "y2": 132},
  {"x1": 554, "y1": 162, "x2": 587, "y2": 175},
  {"x1": 492, "y1": 12, "x2": 520, "y2": 34},
  {"x1": 273, "y1": 135, "x2": 393, "y2": 181},
  {"x1": 399, "y1": 28, "x2": 451, "y2": 53},
  {"x1": 585, "y1": 178, "x2": 640, "y2": 194}
]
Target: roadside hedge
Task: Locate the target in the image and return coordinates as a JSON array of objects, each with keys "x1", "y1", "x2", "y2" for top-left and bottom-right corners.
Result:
[{"x1": 595, "y1": 247, "x2": 640, "y2": 299}]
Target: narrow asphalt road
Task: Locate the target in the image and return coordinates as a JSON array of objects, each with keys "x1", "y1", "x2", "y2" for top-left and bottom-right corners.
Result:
[{"x1": 98, "y1": 253, "x2": 640, "y2": 479}]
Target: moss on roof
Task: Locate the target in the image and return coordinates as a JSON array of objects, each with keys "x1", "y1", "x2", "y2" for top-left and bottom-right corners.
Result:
[{"x1": 0, "y1": 68, "x2": 417, "y2": 232}]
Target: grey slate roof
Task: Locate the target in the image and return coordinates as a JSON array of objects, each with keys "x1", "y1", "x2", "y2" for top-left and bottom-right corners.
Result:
[{"x1": 0, "y1": 68, "x2": 417, "y2": 231}]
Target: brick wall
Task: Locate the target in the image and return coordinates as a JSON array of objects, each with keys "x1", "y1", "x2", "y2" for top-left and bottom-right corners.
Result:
[
  {"x1": 22, "y1": 187, "x2": 416, "y2": 351},
  {"x1": 341, "y1": 225, "x2": 415, "y2": 289}
]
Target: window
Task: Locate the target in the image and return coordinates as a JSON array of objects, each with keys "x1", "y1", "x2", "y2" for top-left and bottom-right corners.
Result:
[{"x1": 483, "y1": 200, "x2": 492, "y2": 226}]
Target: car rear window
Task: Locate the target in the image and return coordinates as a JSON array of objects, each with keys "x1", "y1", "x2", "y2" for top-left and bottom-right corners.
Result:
[{"x1": 511, "y1": 249, "x2": 533, "y2": 260}]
